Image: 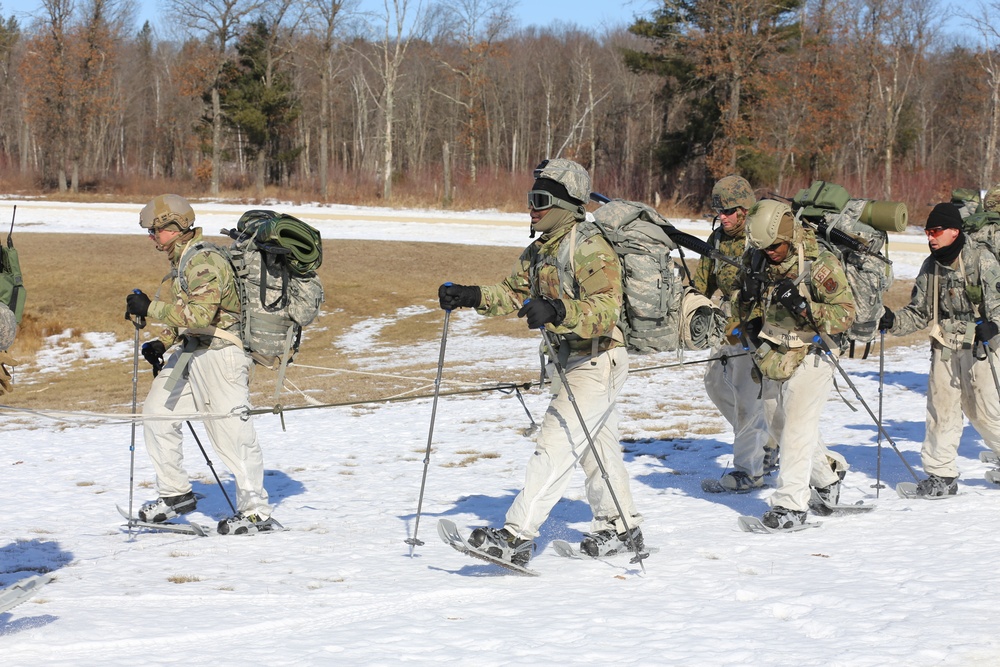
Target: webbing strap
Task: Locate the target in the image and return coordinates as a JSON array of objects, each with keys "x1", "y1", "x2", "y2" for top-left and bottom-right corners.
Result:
[{"x1": 163, "y1": 335, "x2": 200, "y2": 393}]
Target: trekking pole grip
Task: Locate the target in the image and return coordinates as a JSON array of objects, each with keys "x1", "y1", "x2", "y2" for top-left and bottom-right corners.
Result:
[{"x1": 130, "y1": 288, "x2": 146, "y2": 329}]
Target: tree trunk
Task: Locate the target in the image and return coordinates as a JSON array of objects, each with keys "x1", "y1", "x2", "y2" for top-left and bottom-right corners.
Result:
[
  {"x1": 212, "y1": 86, "x2": 222, "y2": 195},
  {"x1": 383, "y1": 92, "x2": 393, "y2": 201},
  {"x1": 443, "y1": 140, "x2": 452, "y2": 206}
]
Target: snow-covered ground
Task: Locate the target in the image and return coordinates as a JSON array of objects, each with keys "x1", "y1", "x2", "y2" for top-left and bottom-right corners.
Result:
[{"x1": 2, "y1": 199, "x2": 996, "y2": 665}]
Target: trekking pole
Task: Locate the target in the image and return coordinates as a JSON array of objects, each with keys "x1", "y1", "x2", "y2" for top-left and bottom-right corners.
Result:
[
  {"x1": 125, "y1": 289, "x2": 145, "y2": 536},
  {"x1": 534, "y1": 319, "x2": 647, "y2": 571},
  {"x1": 807, "y1": 325, "x2": 920, "y2": 481},
  {"x1": 872, "y1": 329, "x2": 887, "y2": 496},
  {"x1": 404, "y1": 290, "x2": 452, "y2": 556},
  {"x1": 186, "y1": 421, "x2": 237, "y2": 514}
]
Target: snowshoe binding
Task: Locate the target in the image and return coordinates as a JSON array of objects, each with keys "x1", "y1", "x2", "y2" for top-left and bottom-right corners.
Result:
[
  {"x1": 468, "y1": 527, "x2": 534, "y2": 567},
  {"x1": 217, "y1": 513, "x2": 283, "y2": 535},
  {"x1": 138, "y1": 492, "x2": 197, "y2": 523},
  {"x1": 580, "y1": 526, "x2": 644, "y2": 558},
  {"x1": 914, "y1": 474, "x2": 958, "y2": 498},
  {"x1": 761, "y1": 506, "x2": 808, "y2": 530},
  {"x1": 808, "y1": 481, "x2": 841, "y2": 516}
]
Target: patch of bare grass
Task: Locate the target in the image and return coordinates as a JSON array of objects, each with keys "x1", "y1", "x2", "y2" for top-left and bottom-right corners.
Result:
[{"x1": 443, "y1": 451, "x2": 501, "y2": 467}]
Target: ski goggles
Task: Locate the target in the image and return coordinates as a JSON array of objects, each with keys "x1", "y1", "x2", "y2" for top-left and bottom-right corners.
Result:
[{"x1": 527, "y1": 190, "x2": 577, "y2": 212}]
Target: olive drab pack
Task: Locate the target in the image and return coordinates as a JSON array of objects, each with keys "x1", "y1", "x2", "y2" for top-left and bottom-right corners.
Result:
[
  {"x1": 952, "y1": 188, "x2": 982, "y2": 220},
  {"x1": 179, "y1": 210, "x2": 325, "y2": 373},
  {"x1": 584, "y1": 199, "x2": 726, "y2": 353},
  {"x1": 963, "y1": 185, "x2": 1000, "y2": 255},
  {"x1": 791, "y1": 181, "x2": 904, "y2": 355},
  {"x1": 0, "y1": 212, "x2": 25, "y2": 325}
]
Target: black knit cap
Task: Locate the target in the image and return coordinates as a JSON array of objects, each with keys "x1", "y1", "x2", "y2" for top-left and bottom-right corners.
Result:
[
  {"x1": 532, "y1": 177, "x2": 582, "y2": 206},
  {"x1": 925, "y1": 202, "x2": 964, "y2": 230}
]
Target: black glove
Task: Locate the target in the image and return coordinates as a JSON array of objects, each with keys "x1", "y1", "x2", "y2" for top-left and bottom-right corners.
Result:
[
  {"x1": 126, "y1": 291, "x2": 151, "y2": 318},
  {"x1": 142, "y1": 340, "x2": 166, "y2": 376},
  {"x1": 878, "y1": 307, "x2": 895, "y2": 332},
  {"x1": 517, "y1": 298, "x2": 566, "y2": 329},
  {"x1": 976, "y1": 320, "x2": 999, "y2": 344},
  {"x1": 738, "y1": 271, "x2": 760, "y2": 304},
  {"x1": 772, "y1": 279, "x2": 809, "y2": 315},
  {"x1": 438, "y1": 283, "x2": 481, "y2": 311}
]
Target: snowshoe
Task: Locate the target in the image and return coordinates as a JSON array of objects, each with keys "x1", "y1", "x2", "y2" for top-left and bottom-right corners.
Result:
[
  {"x1": 217, "y1": 513, "x2": 283, "y2": 535},
  {"x1": 138, "y1": 492, "x2": 197, "y2": 523},
  {"x1": 580, "y1": 526, "x2": 644, "y2": 557}
]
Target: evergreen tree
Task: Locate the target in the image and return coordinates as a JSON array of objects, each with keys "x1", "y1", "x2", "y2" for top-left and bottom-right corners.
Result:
[{"x1": 218, "y1": 18, "x2": 301, "y2": 189}]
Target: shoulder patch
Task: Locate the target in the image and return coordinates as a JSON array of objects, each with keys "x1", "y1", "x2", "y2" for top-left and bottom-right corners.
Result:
[
  {"x1": 823, "y1": 277, "x2": 839, "y2": 294},
  {"x1": 813, "y1": 265, "x2": 832, "y2": 286}
]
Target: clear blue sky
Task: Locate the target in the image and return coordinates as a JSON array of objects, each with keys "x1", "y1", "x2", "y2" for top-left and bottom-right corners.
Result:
[{"x1": 0, "y1": 0, "x2": 655, "y2": 34}]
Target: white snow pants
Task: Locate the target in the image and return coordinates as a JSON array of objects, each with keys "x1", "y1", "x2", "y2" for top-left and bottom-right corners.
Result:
[
  {"x1": 142, "y1": 344, "x2": 271, "y2": 518},
  {"x1": 703, "y1": 342, "x2": 772, "y2": 477},
  {"x1": 505, "y1": 346, "x2": 641, "y2": 539},
  {"x1": 761, "y1": 353, "x2": 843, "y2": 512},
  {"x1": 923, "y1": 345, "x2": 1000, "y2": 478}
]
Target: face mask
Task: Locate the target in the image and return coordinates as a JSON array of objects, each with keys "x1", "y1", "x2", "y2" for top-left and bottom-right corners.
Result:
[{"x1": 531, "y1": 208, "x2": 576, "y2": 238}]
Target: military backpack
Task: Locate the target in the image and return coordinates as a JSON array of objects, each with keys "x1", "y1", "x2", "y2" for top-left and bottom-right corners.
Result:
[
  {"x1": 791, "y1": 181, "x2": 905, "y2": 356},
  {"x1": 179, "y1": 210, "x2": 325, "y2": 372},
  {"x1": 0, "y1": 213, "x2": 25, "y2": 324},
  {"x1": 555, "y1": 199, "x2": 726, "y2": 353}
]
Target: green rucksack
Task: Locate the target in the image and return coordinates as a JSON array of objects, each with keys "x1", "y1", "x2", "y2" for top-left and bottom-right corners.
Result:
[
  {"x1": 0, "y1": 212, "x2": 25, "y2": 324},
  {"x1": 952, "y1": 188, "x2": 982, "y2": 220},
  {"x1": 179, "y1": 210, "x2": 325, "y2": 370}
]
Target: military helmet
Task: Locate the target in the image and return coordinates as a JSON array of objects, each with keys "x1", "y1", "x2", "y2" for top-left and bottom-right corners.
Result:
[
  {"x1": 139, "y1": 194, "x2": 195, "y2": 231},
  {"x1": 984, "y1": 184, "x2": 1000, "y2": 212},
  {"x1": 711, "y1": 175, "x2": 755, "y2": 212},
  {"x1": 532, "y1": 159, "x2": 590, "y2": 205},
  {"x1": 0, "y1": 303, "x2": 14, "y2": 350},
  {"x1": 746, "y1": 199, "x2": 795, "y2": 250}
]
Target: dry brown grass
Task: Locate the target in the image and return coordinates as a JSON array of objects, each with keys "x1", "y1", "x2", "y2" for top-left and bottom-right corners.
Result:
[
  {"x1": 3, "y1": 230, "x2": 927, "y2": 416},
  {"x1": 3, "y1": 233, "x2": 531, "y2": 413}
]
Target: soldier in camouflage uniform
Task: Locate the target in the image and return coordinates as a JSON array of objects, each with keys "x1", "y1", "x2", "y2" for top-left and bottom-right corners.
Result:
[
  {"x1": 736, "y1": 200, "x2": 857, "y2": 529},
  {"x1": 880, "y1": 202, "x2": 1000, "y2": 496},
  {"x1": 695, "y1": 175, "x2": 775, "y2": 492},
  {"x1": 125, "y1": 195, "x2": 276, "y2": 535},
  {"x1": 438, "y1": 159, "x2": 642, "y2": 565}
]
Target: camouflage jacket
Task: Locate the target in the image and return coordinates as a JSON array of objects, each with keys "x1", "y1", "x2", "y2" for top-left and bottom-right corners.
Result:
[
  {"x1": 477, "y1": 222, "x2": 623, "y2": 354},
  {"x1": 891, "y1": 237, "x2": 1000, "y2": 347},
  {"x1": 147, "y1": 229, "x2": 241, "y2": 349},
  {"x1": 693, "y1": 225, "x2": 746, "y2": 337},
  {"x1": 737, "y1": 231, "x2": 856, "y2": 380}
]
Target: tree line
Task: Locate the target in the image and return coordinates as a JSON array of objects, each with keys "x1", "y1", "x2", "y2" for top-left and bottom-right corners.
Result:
[{"x1": 0, "y1": 0, "x2": 997, "y2": 216}]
